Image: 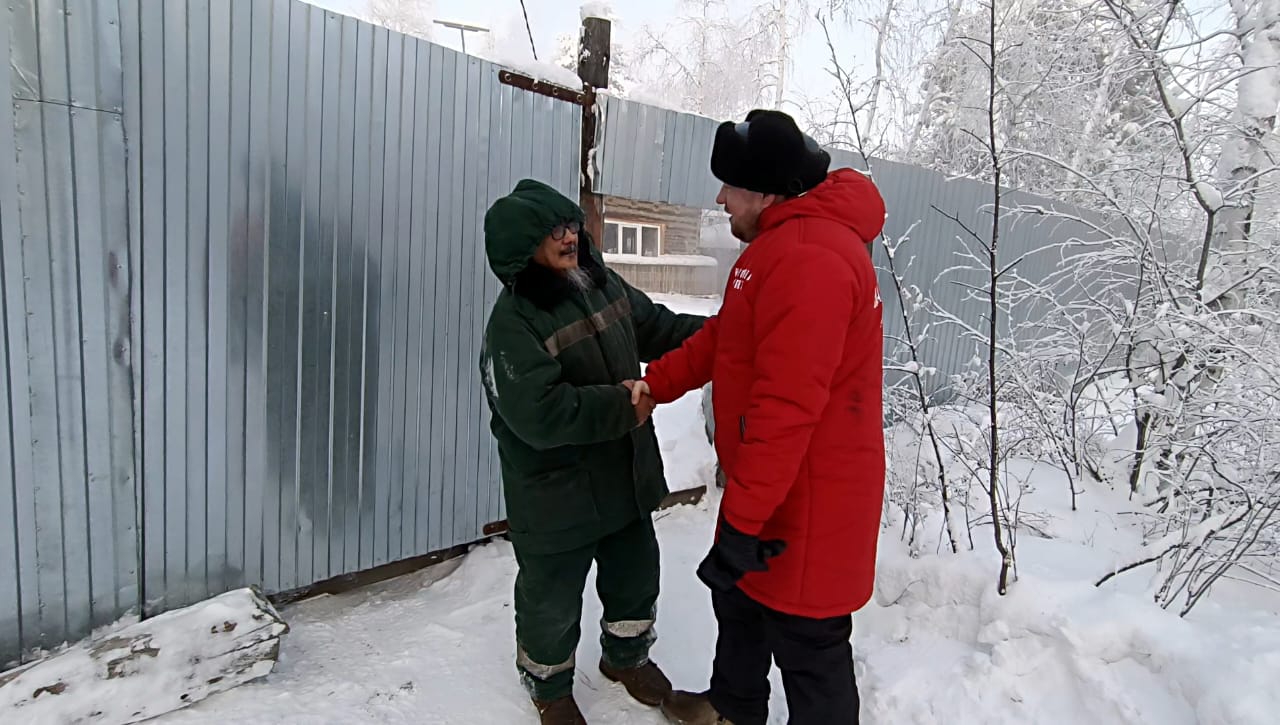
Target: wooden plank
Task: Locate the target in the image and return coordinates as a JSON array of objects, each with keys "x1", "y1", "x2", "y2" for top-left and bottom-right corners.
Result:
[
  {"x1": 497, "y1": 71, "x2": 586, "y2": 105},
  {"x1": 658, "y1": 485, "x2": 708, "y2": 510},
  {"x1": 0, "y1": 588, "x2": 287, "y2": 724},
  {"x1": 479, "y1": 486, "x2": 708, "y2": 539},
  {"x1": 270, "y1": 541, "x2": 471, "y2": 607}
]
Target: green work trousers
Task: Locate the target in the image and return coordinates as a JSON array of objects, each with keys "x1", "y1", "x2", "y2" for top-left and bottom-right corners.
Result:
[{"x1": 513, "y1": 514, "x2": 661, "y2": 702}]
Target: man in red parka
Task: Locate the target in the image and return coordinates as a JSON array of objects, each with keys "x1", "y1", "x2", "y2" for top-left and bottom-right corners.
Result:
[{"x1": 636, "y1": 109, "x2": 886, "y2": 725}]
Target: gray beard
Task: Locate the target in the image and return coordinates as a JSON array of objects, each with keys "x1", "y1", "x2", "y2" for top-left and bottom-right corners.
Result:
[{"x1": 567, "y1": 267, "x2": 593, "y2": 292}]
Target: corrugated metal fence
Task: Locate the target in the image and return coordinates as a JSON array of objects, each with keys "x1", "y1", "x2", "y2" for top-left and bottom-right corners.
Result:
[
  {"x1": 592, "y1": 95, "x2": 1106, "y2": 393},
  {"x1": 1, "y1": 0, "x2": 580, "y2": 666},
  {"x1": 2, "y1": 0, "x2": 138, "y2": 663}
]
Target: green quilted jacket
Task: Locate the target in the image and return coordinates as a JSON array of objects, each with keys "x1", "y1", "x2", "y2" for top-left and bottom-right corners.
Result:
[{"x1": 479, "y1": 179, "x2": 705, "y2": 553}]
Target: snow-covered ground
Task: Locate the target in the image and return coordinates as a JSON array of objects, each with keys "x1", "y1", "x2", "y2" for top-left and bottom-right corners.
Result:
[
  {"x1": 646, "y1": 292, "x2": 721, "y2": 318},
  {"x1": 155, "y1": 294, "x2": 1280, "y2": 725},
  {"x1": 863, "y1": 463, "x2": 1280, "y2": 724}
]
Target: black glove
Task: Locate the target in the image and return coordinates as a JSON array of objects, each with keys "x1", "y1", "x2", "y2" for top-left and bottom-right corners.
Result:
[{"x1": 696, "y1": 519, "x2": 786, "y2": 592}]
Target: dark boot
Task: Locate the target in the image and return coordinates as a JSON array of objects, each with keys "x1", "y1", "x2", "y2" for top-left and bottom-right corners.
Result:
[
  {"x1": 661, "y1": 690, "x2": 733, "y2": 725},
  {"x1": 599, "y1": 659, "x2": 673, "y2": 706},
  {"x1": 533, "y1": 696, "x2": 587, "y2": 725}
]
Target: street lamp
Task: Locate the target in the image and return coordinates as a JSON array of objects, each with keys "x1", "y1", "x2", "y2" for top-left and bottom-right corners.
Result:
[{"x1": 432, "y1": 19, "x2": 490, "y2": 55}]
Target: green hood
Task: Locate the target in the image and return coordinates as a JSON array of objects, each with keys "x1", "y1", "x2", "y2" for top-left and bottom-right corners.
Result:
[{"x1": 484, "y1": 179, "x2": 585, "y2": 284}]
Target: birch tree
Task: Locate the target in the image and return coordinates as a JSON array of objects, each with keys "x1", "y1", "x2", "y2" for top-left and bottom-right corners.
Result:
[{"x1": 1204, "y1": 0, "x2": 1280, "y2": 310}]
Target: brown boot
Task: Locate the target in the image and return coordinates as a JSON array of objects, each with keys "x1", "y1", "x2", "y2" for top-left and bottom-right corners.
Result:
[
  {"x1": 533, "y1": 696, "x2": 587, "y2": 725},
  {"x1": 661, "y1": 690, "x2": 732, "y2": 725},
  {"x1": 598, "y1": 659, "x2": 674, "y2": 706}
]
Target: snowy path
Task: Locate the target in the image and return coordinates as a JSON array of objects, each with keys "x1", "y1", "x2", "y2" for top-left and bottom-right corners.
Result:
[
  {"x1": 159, "y1": 505, "x2": 720, "y2": 725},
  {"x1": 157, "y1": 479, "x2": 1280, "y2": 725},
  {"x1": 158, "y1": 293, "x2": 1280, "y2": 724},
  {"x1": 159, "y1": 441, "x2": 1280, "y2": 724}
]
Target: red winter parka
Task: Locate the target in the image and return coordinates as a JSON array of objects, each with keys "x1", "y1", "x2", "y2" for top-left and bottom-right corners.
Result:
[{"x1": 643, "y1": 168, "x2": 887, "y2": 618}]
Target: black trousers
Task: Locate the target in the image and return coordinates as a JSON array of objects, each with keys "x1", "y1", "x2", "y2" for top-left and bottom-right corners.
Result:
[{"x1": 708, "y1": 586, "x2": 860, "y2": 725}]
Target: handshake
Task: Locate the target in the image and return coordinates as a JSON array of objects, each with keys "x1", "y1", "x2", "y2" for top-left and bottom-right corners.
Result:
[{"x1": 621, "y1": 380, "x2": 654, "y2": 426}]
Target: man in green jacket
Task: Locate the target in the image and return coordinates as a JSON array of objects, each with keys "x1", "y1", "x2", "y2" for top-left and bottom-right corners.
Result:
[{"x1": 480, "y1": 179, "x2": 706, "y2": 724}]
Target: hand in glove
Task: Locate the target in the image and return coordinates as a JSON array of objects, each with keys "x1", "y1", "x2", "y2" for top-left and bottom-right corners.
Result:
[{"x1": 696, "y1": 519, "x2": 787, "y2": 592}]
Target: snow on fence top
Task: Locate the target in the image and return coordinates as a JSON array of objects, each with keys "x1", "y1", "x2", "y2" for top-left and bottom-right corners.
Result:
[
  {"x1": 603, "y1": 253, "x2": 718, "y2": 267},
  {"x1": 483, "y1": 49, "x2": 584, "y2": 90}
]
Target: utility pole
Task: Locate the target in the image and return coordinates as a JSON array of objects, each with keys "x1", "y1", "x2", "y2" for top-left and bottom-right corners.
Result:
[{"x1": 577, "y1": 14, "x2": 611, "y2": 247}]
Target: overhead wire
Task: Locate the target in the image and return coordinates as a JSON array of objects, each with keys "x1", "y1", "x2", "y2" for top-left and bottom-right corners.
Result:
[{"x1": 518, "y1": 0, "x2": 539, "y2": 60}]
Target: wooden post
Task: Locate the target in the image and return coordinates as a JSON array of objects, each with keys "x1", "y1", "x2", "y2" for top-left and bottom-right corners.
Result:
[{"x1": 578, "y1": 16, "x2": 611, "y2": 248}]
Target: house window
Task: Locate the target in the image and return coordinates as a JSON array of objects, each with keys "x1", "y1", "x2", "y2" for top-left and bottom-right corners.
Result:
[{"x1": 603, "y1": 221, "x2": 661, "y2": 257}]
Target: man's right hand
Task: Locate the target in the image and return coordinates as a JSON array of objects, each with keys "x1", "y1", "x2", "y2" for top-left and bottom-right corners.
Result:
[
  {"x1": 621, "y1": 380, "x2": 657, "y2": 426},
  {"x1": 627, "y1": 380, "x2": 651, "y2": 405}
]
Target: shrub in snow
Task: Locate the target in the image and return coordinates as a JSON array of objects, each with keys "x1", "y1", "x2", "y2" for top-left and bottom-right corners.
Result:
[{"x1": 833, "y1": 0, "x2": 1280, "y2": 613}]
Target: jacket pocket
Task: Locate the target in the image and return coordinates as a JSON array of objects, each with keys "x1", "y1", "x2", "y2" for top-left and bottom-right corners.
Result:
[
  {"x1": 506, "y1": 468, "x2": 599, "y2": 535},
  {"x1": 739, "y1": 415, "x2": 747, "y2": 442}
]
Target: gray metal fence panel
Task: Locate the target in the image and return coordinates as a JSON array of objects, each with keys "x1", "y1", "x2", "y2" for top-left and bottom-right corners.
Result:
[
  {"x1": 0, "y1": 2, "x2": 34, "y2": 666},
  {"x1": 595, "y1": 96, "x2": 719, "y2": 209},
  {"x1": 1, "y1": 0, "x2": 137, "y2": 666},
  {"x1": 110, "y1": 0, "x2": 578, "y2": 618}
]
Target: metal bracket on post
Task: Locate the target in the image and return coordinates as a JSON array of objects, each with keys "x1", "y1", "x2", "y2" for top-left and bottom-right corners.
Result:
[{"x1": 497, "y1": 71, "x2": 588, "y2": 105}]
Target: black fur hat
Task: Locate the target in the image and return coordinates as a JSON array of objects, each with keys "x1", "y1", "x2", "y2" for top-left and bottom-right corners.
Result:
[{"x1": 710, "y1": 109, "x2": 831, "y2": 196}]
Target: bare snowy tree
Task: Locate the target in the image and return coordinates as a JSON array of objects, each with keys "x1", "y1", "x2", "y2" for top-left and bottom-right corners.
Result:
[
  {"x1": 880, "y1": 228, "x2": 968, "y2": 555},
  {"x1": 810, "y1": 0, "x2": 967, "y2": 156},
  {"x1": 367, "y1": 0, "x2": 436, "y2": 40},
  {"x1": 818, "y1": 3, "x2": 968, "y2": 554},
  {"x1": 966, "y1": 0, "x2": 1280, "y2": 614},
  {"x1": 907, "y1": 0, "x2": 1176, "y2": 197},
  {"x1": 812, "y1": 0, "x2": 1279, "y2": 610},
  {"x1": 632, "y1": 0, "x2": 806, "y2": 118}
]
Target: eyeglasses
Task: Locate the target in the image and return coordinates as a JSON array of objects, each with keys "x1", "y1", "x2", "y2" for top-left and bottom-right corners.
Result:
[{"x1": 551, "y1": 220, "x2": 581, "y2": 241}]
